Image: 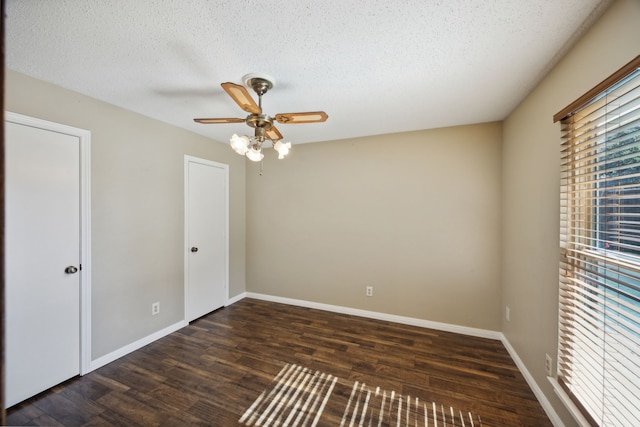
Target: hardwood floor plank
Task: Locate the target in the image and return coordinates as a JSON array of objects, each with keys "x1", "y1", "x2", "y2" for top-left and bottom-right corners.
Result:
[
  {"x1": 95, "y1": 391, "x2": 165, "y2": 426},
  {"x1": 25, "y1": 413, "x2": 67, "y2": 427},
  {"x1": 147, "y1": 383, "x2": 200, "y2": 412},
  {"x1": 7, "y1": 298, "x2": 552, "y2": 426},
  {"x1": 32, "y1": 391, "x2": 104, "y2": 426},
  {"x1": 2, "y1": 403, "x2": 44, "y2": 426}
]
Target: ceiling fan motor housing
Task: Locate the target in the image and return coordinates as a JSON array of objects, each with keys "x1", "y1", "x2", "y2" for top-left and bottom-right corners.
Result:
[{"x1": 246, "y1": 113, "x2": 274, "y2": 131}]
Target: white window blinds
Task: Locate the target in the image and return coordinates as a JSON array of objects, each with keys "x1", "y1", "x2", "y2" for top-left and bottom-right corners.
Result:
[{"x1": 555, "y1": 56, "x2": 640, "y2": 427}]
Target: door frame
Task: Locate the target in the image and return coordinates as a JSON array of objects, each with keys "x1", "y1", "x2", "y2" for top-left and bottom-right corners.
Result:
[
  {"x1": 6, "y1": 111, "x2": 92, "y2": 375},
  {"x1": 183, "y1": 155, "x2": 229, "y2": 322}
]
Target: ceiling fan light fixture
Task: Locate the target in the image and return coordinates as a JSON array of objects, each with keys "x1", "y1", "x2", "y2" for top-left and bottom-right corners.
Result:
[
  {"x1": 230, "y1": 133, "x2": 250, "y2": 155},
  {"x1": 273, "y1": 140, "x2": 292, "y2": 159},
  {"x1": 246, "y1": 146, "x2": 264, "y2": 162}
]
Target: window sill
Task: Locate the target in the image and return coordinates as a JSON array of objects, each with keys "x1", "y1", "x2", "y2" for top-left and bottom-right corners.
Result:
[{"x1": 547, "y1": 377, "x2": 592, "y2": 427}]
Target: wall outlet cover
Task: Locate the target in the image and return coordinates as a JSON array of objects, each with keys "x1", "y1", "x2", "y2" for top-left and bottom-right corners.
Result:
[{"x1": 545, "y1": 353, "x2": 553, "y2": 376}]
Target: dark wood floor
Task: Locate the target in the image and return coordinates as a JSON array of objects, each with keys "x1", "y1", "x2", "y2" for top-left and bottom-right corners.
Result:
[{"x1": 7, "y1": 298, "x2": 552, "y2": 426}]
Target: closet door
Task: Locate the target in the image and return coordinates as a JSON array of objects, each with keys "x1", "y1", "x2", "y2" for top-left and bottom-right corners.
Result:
[
  {"x1": 5, "y1": 119, "x2": 81, "y2": 407},
  {"x1": 185, "y1": 156, "x2": 228, "y2": 322}
]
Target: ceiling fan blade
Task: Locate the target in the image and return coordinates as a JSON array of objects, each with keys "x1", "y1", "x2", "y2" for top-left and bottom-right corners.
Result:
[
  {"x1": 221, "y1": 82, "x2": 261, "y2": 114},
  {"x1": 266, "y1": 126, "x2": 283, "y2": 141},
  {"x1": 275, "y1": 111, "x2": 328, "y2": 124},
  {"x1": 193, "y1": 117, "x2": 245, "y2": 124}
]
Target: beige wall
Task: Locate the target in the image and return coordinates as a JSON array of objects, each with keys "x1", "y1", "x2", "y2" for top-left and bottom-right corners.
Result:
[
  {"x1": 501, "y1": 0, "x2": 640, "y2": 425},
  {"x1": 246, "y1": 123, "x2": 503, "y2": 330},
  {"x1": 5, "y1": 70, "x2": 246, "y2": 359}
]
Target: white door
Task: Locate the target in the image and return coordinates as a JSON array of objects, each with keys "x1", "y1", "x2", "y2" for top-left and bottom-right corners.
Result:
[
  {"x1": 185, "y1": 156, "x2": 228, "y2": 322},
  {"x1": 5, "y1": 114, "x2": 90, "y2": 407}
]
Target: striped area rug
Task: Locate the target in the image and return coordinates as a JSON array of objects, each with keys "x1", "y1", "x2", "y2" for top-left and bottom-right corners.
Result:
[{"x1": 239, "y1": 364, "x2": 482, "y2": 427}]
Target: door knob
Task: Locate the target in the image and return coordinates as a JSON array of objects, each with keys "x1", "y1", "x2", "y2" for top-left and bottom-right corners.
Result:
[
  {"x1": 65, "y1": 266, "x2": 78, "y2": 274},
  {"x1": 191, "y1": 247, "x2": 199, "y2": 252}
]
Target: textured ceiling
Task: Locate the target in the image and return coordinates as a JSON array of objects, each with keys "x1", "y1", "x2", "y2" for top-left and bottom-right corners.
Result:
[{"x1": 6, "y1": 0, "x2": 611, "y2": 145}]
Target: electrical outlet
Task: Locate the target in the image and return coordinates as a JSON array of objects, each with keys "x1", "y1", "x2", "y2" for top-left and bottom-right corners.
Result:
[
  {"x1": 366, "y1": 286, "x2": 373, "y2": 297},
  {"x1": 152, "y1": 302, "x2": 160, "y2": 315},
  {"x1": 506, "y1": 306, "x2": 510, "y2": 322},
  {"x1": 545, "y1": 353, "x2": 553, "y2": 376}
]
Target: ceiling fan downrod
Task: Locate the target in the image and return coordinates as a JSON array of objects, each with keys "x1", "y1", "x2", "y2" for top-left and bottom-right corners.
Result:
[{"x1": 248, "y1": 76, "x2": 273, "y2": 115}]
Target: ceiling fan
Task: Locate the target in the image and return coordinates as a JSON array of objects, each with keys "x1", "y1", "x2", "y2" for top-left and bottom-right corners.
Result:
[{"x1": 194, "y1": 73, "x2": 328, "y2": 161}]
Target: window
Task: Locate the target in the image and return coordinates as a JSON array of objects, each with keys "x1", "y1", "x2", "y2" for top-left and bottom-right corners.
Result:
[{"x1": 554, "y1": 56, "x2": 640, "y2": 426}]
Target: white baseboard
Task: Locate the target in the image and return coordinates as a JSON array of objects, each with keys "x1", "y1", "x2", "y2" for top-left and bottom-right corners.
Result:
[
  {"x1": 500, "y1": 335, "x2": 564, "y2": 427},
  {"x1": 227, "y1": 291, "x2": 247, "y2": 306},
  {"x1": 245, "y1": 292, "x2": 502, "y2": 340},
  {"x1": 89, "y1": 320, "x2": 187, "y2": 371}
]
